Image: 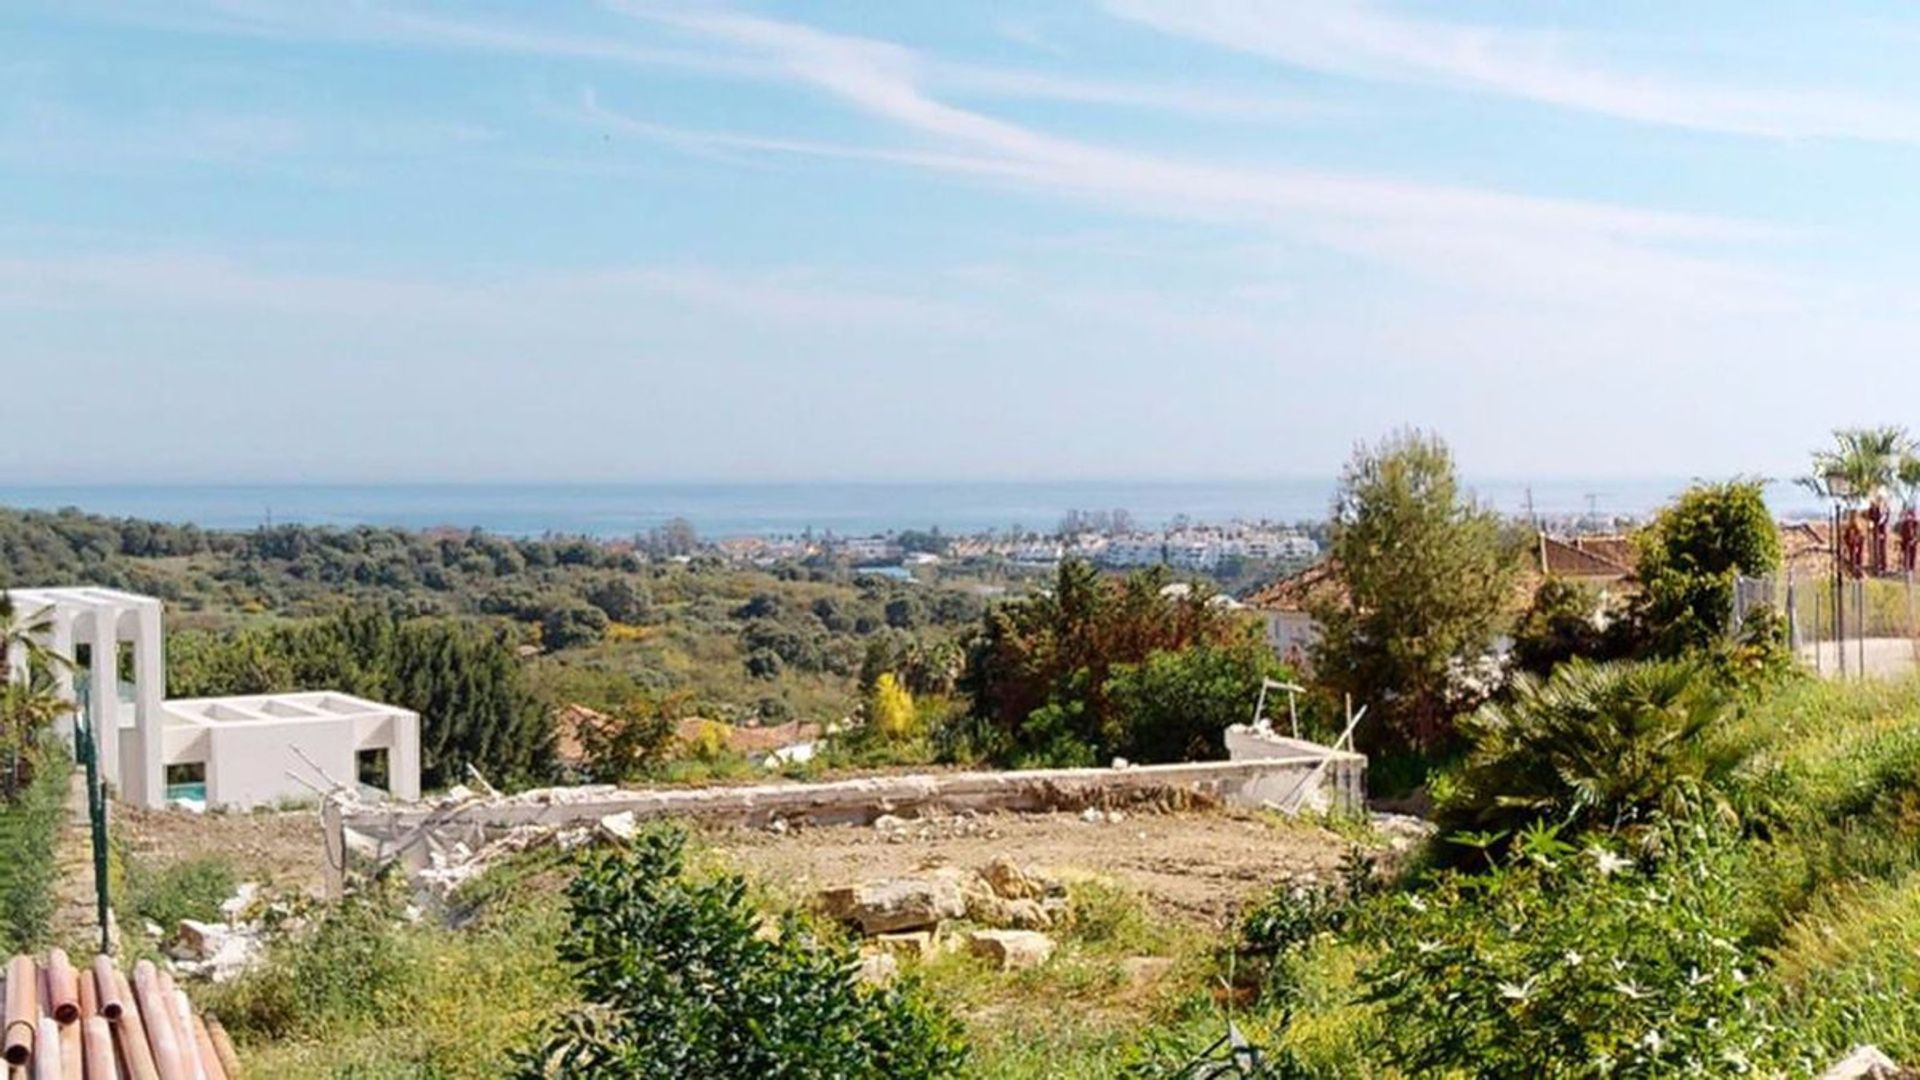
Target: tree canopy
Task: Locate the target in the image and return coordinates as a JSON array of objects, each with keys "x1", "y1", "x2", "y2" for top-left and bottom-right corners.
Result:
[{"x1": 1309, "y1": 429, "x2": 1519, "y2": 753}]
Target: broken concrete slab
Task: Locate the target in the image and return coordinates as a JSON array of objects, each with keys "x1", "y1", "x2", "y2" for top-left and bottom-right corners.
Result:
[{"x1": 966, "y1": 929, "x2": 1055, "y2": 971}]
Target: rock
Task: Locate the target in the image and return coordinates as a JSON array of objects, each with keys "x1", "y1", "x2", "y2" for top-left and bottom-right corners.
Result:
[
  {"x1": 872, "y1": 814, "x2": 909, "y2": 832},
  {"x1": 981, "y1": 856, "x2": 1045, "y2": 900},
  {"x1": 1110, "y1": 757, "x2": 1130, "y2": 770},
  {"x1": 172, "y1": 919, "x2": 227, "y2": 961},
  {"x1": 1822, "y1": 1046, "x2": 1915, "y2": 1080},
  {"x1": 1106, "y1": 809, "x2": 1126, "y2": 824},
  {"x1": 966, "y1": 929, "x2": 1055, "y2": 971},
  {"x1": 999, "y1": 898, "x2": 1052, "y2": 930},
  {"x1": 1080, "y1": 807, "x2": 1106, "y2": 824},
  {"x1": 766, "y1": 817, "x2": 789, "y2": 835},
  {"x1": 857, "y1": 950, "x2": 899, "y2": 986},
  {"x1": 873, "y1": 931, "x2": 934, "y2": 961},
  {"x1": 597, "y1": 810, "x2": 638, "y2": 842},
  {"x1": 819, "y1": 876, "x2": 967, "y2": 934}
]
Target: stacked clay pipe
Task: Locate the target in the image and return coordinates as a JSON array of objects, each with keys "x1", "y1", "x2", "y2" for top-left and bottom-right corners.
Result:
[{"x1": 1, "y1": 951, "x2": 240, "y2": 1079}]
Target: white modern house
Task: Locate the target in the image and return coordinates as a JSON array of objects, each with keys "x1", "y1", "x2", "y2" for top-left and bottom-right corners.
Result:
[{"x1": 5, "y1": 587, "x2": 420, "y2": 810}]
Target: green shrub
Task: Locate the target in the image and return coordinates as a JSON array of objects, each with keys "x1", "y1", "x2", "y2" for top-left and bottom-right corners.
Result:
[
  {"x1": 0, "y1": 744, "x2": 68, "y2": 954},
  {"x1": 1437, "y1": 659, "x2": 1735, "y2": 846},
  {"x1": 518, "y1": 826, "x2": 967, "y2": 1078},
  {"x1": 1363, "y1": 823, "x2": 1773, "y2": 1077},
  {"x1": 126, "y1": 854, "x2": 236, "y2": 931},
  {"x1": 211, "y1": 884, "x2": 412, "y2": 1040}
]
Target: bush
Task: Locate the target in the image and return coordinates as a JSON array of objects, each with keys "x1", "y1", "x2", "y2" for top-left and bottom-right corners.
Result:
[
  {"x1": 518, "y1": 827, "x2": 967, "y2": 1078},
  {"x1": 1436, "y1": 659, "x2": 1735, "y2": 846},
  {"x1": 0, "y1": 745, "x2": 68, "y2": 953},
  {"x1": 1102, "y1": 642, "x2": 1290, "y2": 764},
  {"x1": 212, "y1": 885, "x2": 413, "y2": 1040},
  {"x1": 1509, "y1": 577, "x2": 1628, "y2": 676},
  {"x1": 1363, "y1": 822, "x2": 1772, "y2": 1077},
  {"x1": 1630, "y1": 479, "x2": 1780, "y2": 658},
  {"x1": 126, "y1": 854, "x2": 237, "y2": 931}
]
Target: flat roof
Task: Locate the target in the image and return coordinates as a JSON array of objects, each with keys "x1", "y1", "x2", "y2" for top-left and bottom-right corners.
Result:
[
  {"x1": 162, "y1": 691, "x2": 414, "y2": 726},
  {"x1": 7, "y1": 586, "x2": 162, "y2": 610}
]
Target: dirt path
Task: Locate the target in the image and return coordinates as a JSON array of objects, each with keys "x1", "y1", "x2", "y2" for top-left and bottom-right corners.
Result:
[{"x1": 709, "y1": 808, "x2": 1357, "y2": 928}]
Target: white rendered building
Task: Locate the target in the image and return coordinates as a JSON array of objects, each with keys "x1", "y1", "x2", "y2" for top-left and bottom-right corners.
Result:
[{"x1": 5, "y1": 587, "x2": 420, "y2": 810}]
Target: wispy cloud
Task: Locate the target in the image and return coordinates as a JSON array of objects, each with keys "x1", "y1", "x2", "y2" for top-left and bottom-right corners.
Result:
[
  {"x1": 1106, "y1": 0, "x2": 1920, "y2": 143},
  {"x1": 593, "y1": 5, "x2": 1785, "y2": 308}
]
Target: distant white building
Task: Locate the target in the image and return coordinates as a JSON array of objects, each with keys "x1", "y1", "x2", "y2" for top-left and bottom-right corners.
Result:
[
  {"x1": 5, "y1": 587, "x2": 420, "y2": 810},
  {"x1": 839, "y1": 536, "x2": 898, "y2": 562}
]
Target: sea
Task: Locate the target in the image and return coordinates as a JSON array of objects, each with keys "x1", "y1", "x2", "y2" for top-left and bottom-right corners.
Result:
[{"x1": 0, "y1": 479, "x2": 1833, "y2": 541}]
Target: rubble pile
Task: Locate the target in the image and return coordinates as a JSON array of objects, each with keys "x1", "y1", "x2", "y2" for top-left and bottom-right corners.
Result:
[{"x1": 817, "y1": 855, "x2": 1074, "y2": 980}]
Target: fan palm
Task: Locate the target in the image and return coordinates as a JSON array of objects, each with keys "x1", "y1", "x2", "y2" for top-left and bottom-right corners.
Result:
[
  {"x1": 1440, "y1": 658, "x2": 1734, "y2": 839},
  {"x1": 1800, "y1": 426, "x2": 1912, "y2": 505}
]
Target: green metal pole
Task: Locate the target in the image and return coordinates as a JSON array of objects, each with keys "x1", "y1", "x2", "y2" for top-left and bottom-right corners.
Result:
[{"x1": 75, "y1": 677, "x2": 111, "y2": 955}]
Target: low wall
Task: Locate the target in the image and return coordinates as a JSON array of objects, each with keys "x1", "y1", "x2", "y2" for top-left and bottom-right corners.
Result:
[{"x1": 327, "y1": 747, "x2": 1367, "y2": 895}]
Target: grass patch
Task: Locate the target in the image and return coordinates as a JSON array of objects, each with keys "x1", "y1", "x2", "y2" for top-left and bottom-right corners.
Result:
[
  {"x1": 0, "y1": 748, "x2": 69, "y2": 954},
  {"x1": 124, "y1": 853, "x2": 236, "y2": 930}
]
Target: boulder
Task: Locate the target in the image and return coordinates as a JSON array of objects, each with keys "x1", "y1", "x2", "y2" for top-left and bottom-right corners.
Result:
[
  {"x1": 980, "y1": 856, "x2": 1044, "y2": 900},
  {"x1": 966, "y1": 929, "x2": 1055, "y2": 971},
  {"x1": 819, "y1": 876, "x2": 966, "y2": 935},
  {"x1": 597, "y1": 810, "x2": 639, "y2": 842},
  {"x1": 873, "y1": 931, "x2": 934, "y2": 961}
]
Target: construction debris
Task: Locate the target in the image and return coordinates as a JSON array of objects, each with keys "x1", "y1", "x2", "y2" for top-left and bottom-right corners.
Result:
[
  {"x1": 966, "y1": 930, "x2": 1055, "y2": 971},
  {"x1": 2, "y1": 950, "x2": 238, "y2": 1078}
]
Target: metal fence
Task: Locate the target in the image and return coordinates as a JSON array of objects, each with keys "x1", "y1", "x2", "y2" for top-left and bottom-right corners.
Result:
[{"x1": 1734, "y1": 570, "x2": 1920, "y2": 679}]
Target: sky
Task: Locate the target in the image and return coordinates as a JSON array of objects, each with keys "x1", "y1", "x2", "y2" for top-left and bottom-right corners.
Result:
[{"x1": 6, "y1": 2, "x2": 1920, "y2": 484}]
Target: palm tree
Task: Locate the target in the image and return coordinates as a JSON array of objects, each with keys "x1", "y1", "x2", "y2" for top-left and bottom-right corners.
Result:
[
  {"x1": 0, "y1": 591, "x2": 64, "y2": 688},
  {"x1": 1800, "y1": 426, "x2": 1912, "y2": 506},
  {"x1": 0, "y1": 593, "x2": 72, "y2": 799},
  {"x1": 1898, "y1": 453, "x2": 1920, "y2": 513}
]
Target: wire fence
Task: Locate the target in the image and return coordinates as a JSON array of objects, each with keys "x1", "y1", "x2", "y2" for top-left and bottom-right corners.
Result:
[{"x1": 1733, "y1": 570, "x2": 1920, "y2": 678}]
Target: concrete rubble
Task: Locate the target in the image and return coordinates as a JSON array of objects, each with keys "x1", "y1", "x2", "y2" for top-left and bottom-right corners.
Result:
[
  {"x1": 164, "y1": 881, "x2": 273, "y2": 983},
  {"x1": 825, "y1": 855, "x2": 1069, "y2": 975},
  {"x1": 966, "y1": 930, "x2": 1055, "y2": 971}
]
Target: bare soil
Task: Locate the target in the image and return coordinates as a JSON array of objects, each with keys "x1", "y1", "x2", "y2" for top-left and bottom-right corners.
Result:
[
  {"x1": 708, "y1": 807, "x2": 1355, "y2": 929},
  {"x1": 116, "y1": 806, "x2": 328, "y2": 896}
]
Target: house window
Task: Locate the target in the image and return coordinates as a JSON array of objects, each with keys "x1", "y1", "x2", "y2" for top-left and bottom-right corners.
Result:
[
  {"x1": 357, "y1": 748, "x2": 390, "y2": 792},
  {"x1": 164, "y1": 762, "x2": 207, "y2": 803}
]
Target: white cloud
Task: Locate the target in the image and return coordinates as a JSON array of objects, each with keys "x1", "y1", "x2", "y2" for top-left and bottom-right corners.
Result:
[
  {"x1": 593, "y1": 6, "x2": 1784, "y2": 310},
  {"x1": 1107, "y1": 0, "x2": 1920, "y2": 143}
]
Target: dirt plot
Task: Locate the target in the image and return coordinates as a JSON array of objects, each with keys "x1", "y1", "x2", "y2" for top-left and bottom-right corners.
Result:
[
  {"x1": 709, "y1": 808, "x2": 1358, "y2": 927},
  {"x1": 117, "y1": 806, "x2": 328, "y2": 896}
]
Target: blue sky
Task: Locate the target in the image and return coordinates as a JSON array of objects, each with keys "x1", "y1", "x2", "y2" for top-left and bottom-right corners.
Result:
[{"x1": 6, "y1": 2, "x2": 1920, "y2": 483}]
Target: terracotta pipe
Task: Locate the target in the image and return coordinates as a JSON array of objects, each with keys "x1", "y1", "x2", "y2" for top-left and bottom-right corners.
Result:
[
  {"x1": 128, "y1": 965, "x2": 185, "y2": 1080},
  {"x1": 108, "y1": 973, "x2": 158, "y2": 1080},
  {"x1": 44, "y1": 953, "x2": 78, "y2": 1026},
  {"x1": 151, "y1": 973, "x2": 201, "y2": 1080},
  {"x1": 164, "y1": 992, "x2": 203, "y2": 1080},
  {"x1": 199, "y1": 1019, "x2": 238, "y2": 1080},
  {"x1": 186, "y1": 1018, "x2": 223, "y2": 1080},
  {"x1": 90, "y1": 961, "x2": 122, "y2": 1023},
  {"x1": 81, "y1": 1019, "x2": 115, "y2": 1080},
  {"x1": 5, "y1": 956, "x2": 39, "y2": 1065},
  {"x1": 57, "y1": 1015, "x2": 79, "y2": 1080},
  {"x1": 76, "y1": 977, "x2": 94, "y2": 1024},
  {"x1": 31, "y1": 1018, "x2": 58, "y2": 1080}
]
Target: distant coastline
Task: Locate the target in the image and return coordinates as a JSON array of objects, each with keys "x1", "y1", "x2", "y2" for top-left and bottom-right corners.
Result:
[{"x1": 0, "y1": 478, "x2": 1825, "y2": 540}]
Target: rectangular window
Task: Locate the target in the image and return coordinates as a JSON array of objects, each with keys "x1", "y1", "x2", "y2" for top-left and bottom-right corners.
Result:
[
  {"x1": 357, "y1": 748, "x2": 391, "y2": 792},
  {"x1": 164, "y1": 762, "x2": 206, "y2": 803}
]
